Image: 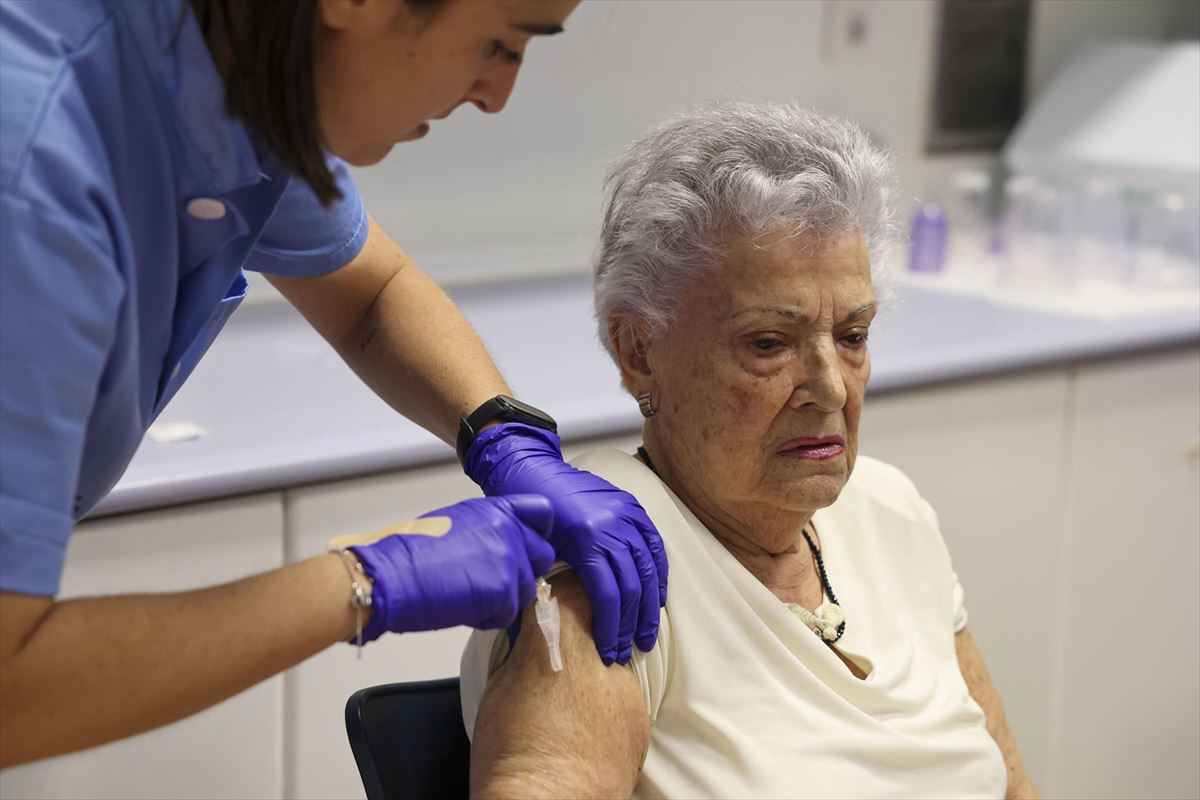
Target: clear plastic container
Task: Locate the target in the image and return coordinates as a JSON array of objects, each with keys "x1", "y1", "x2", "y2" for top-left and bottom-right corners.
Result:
[
  {"x1": 1130, "y1": 190, "x2": 1200, "y2": 290},
  {"x1": 999, "y1": 175, "x2": 1079, "y2": 292},
  {"x1": 942, "y1": 168, "x2": 996, "y2": 273}
]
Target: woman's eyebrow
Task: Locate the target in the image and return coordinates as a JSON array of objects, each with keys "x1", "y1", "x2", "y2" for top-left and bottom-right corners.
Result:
[
  {"x1": 841, "y1": 303, "x2": 877, "y2": 323},
  {"x1": 729, "y1": 303, "x2": 876, "y2": 323},
  {"x1": 730, "y1": 305, "x2": 807, "y2": 322}
]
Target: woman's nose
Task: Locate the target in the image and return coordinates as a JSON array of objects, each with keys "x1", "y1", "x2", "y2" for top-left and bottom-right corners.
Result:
[
  {"x1": 788, "y1": 341, "x2": 847, "y2": 411},
  {"x1": 465, "y1": 62, "x2": 520, "y2": 114}
]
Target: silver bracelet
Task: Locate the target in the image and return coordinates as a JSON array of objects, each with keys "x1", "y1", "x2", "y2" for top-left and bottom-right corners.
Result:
[{"x1": 336, "y1": 549, "x2": 373, "y2": 659}]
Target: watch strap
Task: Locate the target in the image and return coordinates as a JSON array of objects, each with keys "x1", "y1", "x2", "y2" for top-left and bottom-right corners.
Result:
[{"x1": 456, "y1": 395, "x2": 557, "y2": 464}]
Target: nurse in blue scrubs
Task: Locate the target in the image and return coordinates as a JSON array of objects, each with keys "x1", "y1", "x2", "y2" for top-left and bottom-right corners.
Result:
[{"x1": 0, "y1": 0, "x2": 666, "y2": 767}]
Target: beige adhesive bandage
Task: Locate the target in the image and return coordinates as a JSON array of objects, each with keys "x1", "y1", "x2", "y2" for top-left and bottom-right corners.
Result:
[{"x1": 328, "y1": 515, "x2": 453, "y2": 550}]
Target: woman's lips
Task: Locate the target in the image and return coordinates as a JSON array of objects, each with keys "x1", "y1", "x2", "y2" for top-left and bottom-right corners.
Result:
[{"x1": 776, "y1": 436, "x2": 846, "y2": 460}]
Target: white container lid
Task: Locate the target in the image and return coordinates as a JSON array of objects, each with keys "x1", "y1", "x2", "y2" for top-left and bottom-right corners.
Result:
[{"x1": 1004, "y1": 41, "x2": 1200, "y2": 194}]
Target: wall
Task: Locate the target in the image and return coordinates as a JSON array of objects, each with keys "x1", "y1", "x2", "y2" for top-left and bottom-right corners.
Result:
[
  {"x1": 1027, "y1": 0, "x2": 1200, "y2": 99},
  {"x1": 248, "y1": 0, "x2": 951, "y2": 302},
  {"x1": 351, "y1": 0, "x2": 945, "y2": 286},
  {"x1": 246, "y1": 0, "x2": 1195, "y2": 291}
]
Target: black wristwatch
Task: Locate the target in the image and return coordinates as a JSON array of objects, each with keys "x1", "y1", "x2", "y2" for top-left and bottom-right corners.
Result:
[{"x1": 456, "y1": 395, "x2": 558, "y2": 464}]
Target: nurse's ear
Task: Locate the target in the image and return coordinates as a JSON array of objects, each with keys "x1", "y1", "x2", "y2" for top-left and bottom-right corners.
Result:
[
  {"x1": 316, "y1": 0, "x2": 438, "y2": 34},
  {"x1": 609, "y1": 318, "x2": 657, "y2": 400}
]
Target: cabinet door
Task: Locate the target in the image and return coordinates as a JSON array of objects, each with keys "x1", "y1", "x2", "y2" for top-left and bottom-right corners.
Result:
[
  {"x1": 861, "y1": 369, "x2": 1071, "y2": 788},
  {"x1": 1049, "y1": 347, "x2": 1200, "y2": 799},
  {"x1": 283, "y1": 433, "x2": 643, "y2": 800},
  {"x1": 0, "y1": 494, "x2": 285, "y2": 800}
]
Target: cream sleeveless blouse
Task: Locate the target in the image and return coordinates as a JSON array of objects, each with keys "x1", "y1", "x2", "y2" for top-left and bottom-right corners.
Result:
[{"x1": 461, "y1": 449, "x2": 1006, "y2": 799}]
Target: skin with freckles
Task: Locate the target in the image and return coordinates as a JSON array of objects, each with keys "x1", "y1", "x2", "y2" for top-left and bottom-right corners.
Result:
[
  {"x1": 313, "y1": 0, "x2": 579, "y2": 165},
  {"x1": 612, "y1": 226, "x2": 875, "y2": 611}
]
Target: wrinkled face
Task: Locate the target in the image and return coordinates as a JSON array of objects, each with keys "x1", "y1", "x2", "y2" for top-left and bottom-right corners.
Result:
[
  {"x1": 645, "y1": 227, "x2": 876, "y2": 521},
  {"x1": 313, "y1": 0, "x2": 579, "y2": 165}
]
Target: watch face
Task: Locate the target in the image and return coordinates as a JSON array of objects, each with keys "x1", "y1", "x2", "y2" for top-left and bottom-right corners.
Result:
[{"x1": 498, "y1": 395, "x2": 556, "y2": 430}]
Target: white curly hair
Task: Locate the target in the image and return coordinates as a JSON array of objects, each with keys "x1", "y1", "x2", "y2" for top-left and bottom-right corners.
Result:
[{"x1": 593, "y1": 102, "x2": 899, "y2": 361}]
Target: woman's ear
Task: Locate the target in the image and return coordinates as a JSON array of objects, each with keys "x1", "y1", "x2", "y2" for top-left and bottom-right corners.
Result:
[
  {"x1": 317, "y1": 0, "x2": 409, "y2": 33},
  {"x1": 609, "y1": 318, "x2": 655, "y2": 396}
]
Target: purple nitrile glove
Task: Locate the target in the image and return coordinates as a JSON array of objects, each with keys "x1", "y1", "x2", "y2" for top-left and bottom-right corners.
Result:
[
  {"x1": 351, "y1": 495, "x2": 556, "y2": 641},
  {"x1": 464, "y1": 423, "x2": 668, "y2": 665}
]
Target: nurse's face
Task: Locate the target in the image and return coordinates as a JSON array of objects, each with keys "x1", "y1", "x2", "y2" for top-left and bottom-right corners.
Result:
[{"x1": 314, "y1": 0, "x2": 579, "y2": 165}]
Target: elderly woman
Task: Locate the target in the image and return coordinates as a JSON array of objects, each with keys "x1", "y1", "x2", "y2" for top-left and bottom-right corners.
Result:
[{"x1": 458, "y1": 103, "x2": 1040, "y2": 799}]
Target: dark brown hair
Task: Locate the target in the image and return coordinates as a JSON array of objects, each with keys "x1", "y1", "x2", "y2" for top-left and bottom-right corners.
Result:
[{"x1": 187, "y1": 0, "x2": 440, "y2": 207}]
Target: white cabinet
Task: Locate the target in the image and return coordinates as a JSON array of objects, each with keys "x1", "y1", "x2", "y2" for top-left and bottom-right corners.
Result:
[
  {"x1": 0, "y1": 494, "x2": 285, "y2": 800},
  {"x1": 1049, "y1": 348, "x2": 1200, "y2": 799},
  {"x1": 861, "y1": 369, "x2": 1071, "y2": 789}
]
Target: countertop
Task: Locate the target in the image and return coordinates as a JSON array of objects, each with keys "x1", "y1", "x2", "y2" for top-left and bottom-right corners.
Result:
[{"x1": 91, "y1": 273, "x2": 1200, "y2": 517}]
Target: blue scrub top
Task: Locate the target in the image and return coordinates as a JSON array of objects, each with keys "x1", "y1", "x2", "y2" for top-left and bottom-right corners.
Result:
[{"x1": 0, "y1": 1, "x2": 370, "y2": 595}]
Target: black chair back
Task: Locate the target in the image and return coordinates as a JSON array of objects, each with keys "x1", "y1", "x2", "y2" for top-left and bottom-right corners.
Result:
[{"x1": 345, "y1": 677, "x2": 470, "y2": 800}]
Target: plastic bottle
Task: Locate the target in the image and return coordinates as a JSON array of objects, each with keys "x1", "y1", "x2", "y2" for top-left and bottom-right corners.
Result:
[{"x1": 909, "y1": 202, "x2": 947, "y2": 273}]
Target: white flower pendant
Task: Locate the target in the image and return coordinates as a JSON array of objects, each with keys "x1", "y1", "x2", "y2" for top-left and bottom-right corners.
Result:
[{"x1": 788, "y1": 600, "x2": 845, "y2": 641}]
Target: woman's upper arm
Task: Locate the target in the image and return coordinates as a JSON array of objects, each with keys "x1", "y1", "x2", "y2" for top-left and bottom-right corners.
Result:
[{"x1": 469, "y1": 571, "x2": 650, "y2": 800}]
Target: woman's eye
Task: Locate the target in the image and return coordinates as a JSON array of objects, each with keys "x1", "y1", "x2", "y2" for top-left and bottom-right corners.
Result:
[
  {"x1": 489, "y1": 41, "x2": 522, "y2": 64},
  {"x1": 840, "y1": 331, "x2": 870, "y2": 349},
  {"x1": 751, "y1": 338, "x2": 784, "y2": 352}
]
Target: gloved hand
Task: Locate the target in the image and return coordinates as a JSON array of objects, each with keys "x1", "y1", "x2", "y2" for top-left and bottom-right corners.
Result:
[
  {"x1": 463, "y1": 423, "x2": 668, "y2": 665},
  {"x1": 347, "y1": 495, "x2": 556, "y2": 641}
]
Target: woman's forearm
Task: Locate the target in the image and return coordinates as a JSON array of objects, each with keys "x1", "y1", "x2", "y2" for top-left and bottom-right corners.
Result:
[{"x1": 0, "y1": 552, "x2": 356, "y2": 767}]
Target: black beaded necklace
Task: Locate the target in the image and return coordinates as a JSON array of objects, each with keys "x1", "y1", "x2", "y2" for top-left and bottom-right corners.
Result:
[
  {"x1": 799, "y1": 526, "x2": 846, "y2": 644},
  {"x1": 636, "y1": 446, "x2": 846, "y2": 645}
]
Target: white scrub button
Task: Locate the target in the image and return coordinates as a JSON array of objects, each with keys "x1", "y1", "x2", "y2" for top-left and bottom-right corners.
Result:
[{"x1": 186, "y1": 197, "x2": 227, "y2": 220}]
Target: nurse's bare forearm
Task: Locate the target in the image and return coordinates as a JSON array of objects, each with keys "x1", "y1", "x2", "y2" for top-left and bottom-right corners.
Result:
[
  {"x1": 339, "y1": 259, "x2": 509, "y2": 444},
  {"x1": 267, "y1": 219, "x2": 509, "y2": 445},
  {"x1": 0, "y1": 553, "x2": 356, "y2": 767}
]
